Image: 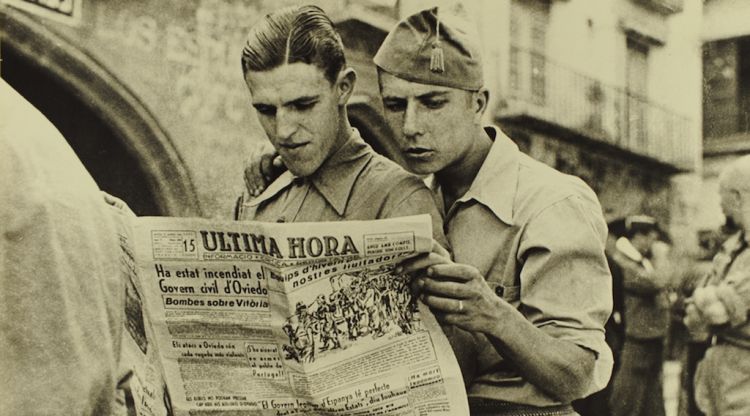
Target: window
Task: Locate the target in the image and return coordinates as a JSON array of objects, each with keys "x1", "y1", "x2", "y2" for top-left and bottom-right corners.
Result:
[
  {"x1": 625, "y1": 38, "x2": 649, "y2": 146},
  {"x1": 509, "y1": 0, "x2": 549, "y2": 104}
]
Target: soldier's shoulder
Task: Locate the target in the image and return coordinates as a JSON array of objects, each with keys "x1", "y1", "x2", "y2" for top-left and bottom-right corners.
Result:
[{"x1": 357, "y1": 152, "x2": 426, "y2": 193}]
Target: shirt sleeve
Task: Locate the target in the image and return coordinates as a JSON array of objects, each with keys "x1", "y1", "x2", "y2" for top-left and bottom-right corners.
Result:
[
  {"x1": 517, "y1": 194, "x2": 614, "y2": 395},
  {"x1": 715, "y1": 250, "x2": 750, "y2": 327}
]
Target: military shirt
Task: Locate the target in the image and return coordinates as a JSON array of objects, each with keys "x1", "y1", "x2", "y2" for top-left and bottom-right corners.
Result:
[
  {"x1": 236, "y1": 129, "x2": 446, "y2": 247},
  {"x1": 237, "y1": 129, "x2": 497, "y2": 386},
  {"x1": 443, "y1": 127, "x2": 613, "y2": 406}
]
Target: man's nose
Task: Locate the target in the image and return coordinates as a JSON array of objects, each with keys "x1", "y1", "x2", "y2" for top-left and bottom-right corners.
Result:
[
  {"x1": 402, "y1": 103, "x2": 422, "y2": 138},
  {"x1": 276, "y1": 110, "x2": 297, "y2": 141}
]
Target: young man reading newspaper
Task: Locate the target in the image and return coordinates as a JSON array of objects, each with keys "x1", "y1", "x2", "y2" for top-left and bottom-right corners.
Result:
[
  {"x1": 245, "y1": 7, "x2": 613, "y2": 416},
  {"x1": 376, "y1": 9, "x2": 613, "y2": 416},
  {"x1": 235, "y1": 4, "x2": 475, "y2": 387},
  {"x1": 235, "y1": 5, "x2": 443, "y2": 233}
]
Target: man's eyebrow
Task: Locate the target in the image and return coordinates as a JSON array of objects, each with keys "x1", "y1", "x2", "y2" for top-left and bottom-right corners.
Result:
[
  {"x1": 416, "y1": 91, "x2": 449, "y2": 100},
  {"x1": 283, "y1": 95, "x2": 319, "y2": 106}
]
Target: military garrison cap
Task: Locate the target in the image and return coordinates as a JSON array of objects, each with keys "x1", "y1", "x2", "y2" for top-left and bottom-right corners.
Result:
[{"x1": 374, "y1": 7, "x2": 483, "y2": 91}]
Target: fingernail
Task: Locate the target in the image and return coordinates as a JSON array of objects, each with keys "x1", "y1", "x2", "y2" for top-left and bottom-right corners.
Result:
[{"x1": 426, "y1": 267, "x2": 433, "y2": 276}]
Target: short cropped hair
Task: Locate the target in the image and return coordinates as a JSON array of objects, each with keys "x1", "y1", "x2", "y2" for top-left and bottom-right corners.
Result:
[
  {"x1": 719, "y1": 154, "x2": 750, "y2": 193},
  {"x1": 241, "y1": 5, "x2": 346, "y2": 84}
]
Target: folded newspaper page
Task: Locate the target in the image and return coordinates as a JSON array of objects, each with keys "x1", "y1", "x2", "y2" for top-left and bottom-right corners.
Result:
[
  {"x1": 110, "y1": 199, "x2": 171, "y2": 416},
  {"x1": 125, "y1": 214, "x2": 469, "y2": 416}
]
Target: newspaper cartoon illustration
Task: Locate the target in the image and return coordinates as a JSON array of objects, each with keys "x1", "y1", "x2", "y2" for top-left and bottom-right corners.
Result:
[{"x1": 281, "y1": 266, "x2": 421, "y2": 364}]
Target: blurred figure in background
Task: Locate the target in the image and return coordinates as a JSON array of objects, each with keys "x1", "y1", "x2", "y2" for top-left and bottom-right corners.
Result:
[
  {"x1": 675, "y1": 235, "x2": 715, "y2": 416},
  {"x1": 604, "y1": 218, "x2": 630, "y2": 367},
  {"x1": 609, "y1": 215, "x2": 672, "y2": 416},
  {"x1": 684, "y1": 155, "x2": 750, "y2": 416},
  {"x1": 0, "y1": 79, "x2": 124, "y2": 415}
]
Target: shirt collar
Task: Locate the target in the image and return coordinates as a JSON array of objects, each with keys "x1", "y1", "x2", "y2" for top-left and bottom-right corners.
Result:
[
  {"x1": 616, "y1": 236, "x2": 654, "y2": 271},
  {"x1": 308, "y1": 128, "x2": 372, "y2": 216},
  {"x1": 248, "y1": 128, "x2": 372, "y2": 216},
  {"x1": 451, "y1": 126, "x2": 519, "y2": 226},
  {"x1": 616, "y1": 236, "x2": 644, "y2": 263}
]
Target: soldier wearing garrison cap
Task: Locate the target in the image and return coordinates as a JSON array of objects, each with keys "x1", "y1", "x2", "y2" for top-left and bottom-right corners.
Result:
[
  {"x1": 373, "y1": 7, "x2": 483, "y2": 91},
  {"x1": 243, "y1": 7, "x2": 614, "y2": 415},
  {"x1": 386, "y1": 7, "x2": 613, "y2": 416}
]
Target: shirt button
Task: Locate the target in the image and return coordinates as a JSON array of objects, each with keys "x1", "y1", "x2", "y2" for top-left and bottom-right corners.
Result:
[{"x1": 494, "y1": 286, "x2": 505, "y2": 297}]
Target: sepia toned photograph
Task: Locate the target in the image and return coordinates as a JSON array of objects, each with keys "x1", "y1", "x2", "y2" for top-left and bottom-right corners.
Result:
[{"x1": 2, "y1": 0, "x2": 749, "y2": 415}]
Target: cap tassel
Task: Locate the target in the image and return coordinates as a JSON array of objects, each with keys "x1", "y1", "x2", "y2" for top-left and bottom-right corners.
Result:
[
  {"x1": 430, "y1": 12, "x2": 445, "y2": 73},
  {"x1": 430, "y1": 43, "x2": 444, "y2": 73}
]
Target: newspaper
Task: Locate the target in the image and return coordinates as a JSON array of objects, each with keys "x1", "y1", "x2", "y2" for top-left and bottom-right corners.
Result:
[{"x1": 117, "y1": 213, "x2": 469, "y2": 416}]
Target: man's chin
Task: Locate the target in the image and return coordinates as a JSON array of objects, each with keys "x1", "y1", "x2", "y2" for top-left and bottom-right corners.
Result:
[
  {"x1": 401, "y1": 160, "x2": 440, "y2": 176},
  {"x1": 284, "y1": 160, "x2": 320, "y2": 178}
]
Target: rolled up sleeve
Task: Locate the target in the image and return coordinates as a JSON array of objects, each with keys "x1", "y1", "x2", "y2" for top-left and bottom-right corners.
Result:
[{"x1": 518, "y1": 195, "x2": 614, "y2": 395}]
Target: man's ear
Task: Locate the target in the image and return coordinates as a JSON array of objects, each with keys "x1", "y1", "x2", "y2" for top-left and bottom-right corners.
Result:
[
  {"x1": 472, "y1": 87, "x2": 490, "y2": 122},
  {"x1": 336, "y1": 68, "x2": 357, "y2": 106}
]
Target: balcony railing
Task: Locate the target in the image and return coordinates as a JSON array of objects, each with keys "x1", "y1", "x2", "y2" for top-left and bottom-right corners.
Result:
[{"x1": 496, "y1": 49, "x2": 697, "y2": 170}]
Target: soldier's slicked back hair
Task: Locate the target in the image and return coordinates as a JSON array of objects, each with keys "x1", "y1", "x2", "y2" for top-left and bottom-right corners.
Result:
[{"x1": 241, "y1": 5, "x2": 346, "y2": 84}]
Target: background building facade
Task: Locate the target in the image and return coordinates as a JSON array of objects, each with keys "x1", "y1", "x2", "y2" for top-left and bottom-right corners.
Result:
[
  {"x1": 696, "y1": 0, "x2": 750, "y2": 243},
  {"x1": 1, "y1": 0, "x2": 706, "y2": 253}
]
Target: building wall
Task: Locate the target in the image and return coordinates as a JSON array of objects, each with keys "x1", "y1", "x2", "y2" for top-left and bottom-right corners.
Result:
[
  {"x1": 695, "y1": 157, "x2": 726, "y2": 230},
  {"x1": 703, "y1": 0, "x2": 750, "y2": 42},
  {"x1": 554, "y1": 0, "x2": 702, "y2": 249},
  {"x1": 522, "y1": 129, "x2": 674, "y2": 221}
]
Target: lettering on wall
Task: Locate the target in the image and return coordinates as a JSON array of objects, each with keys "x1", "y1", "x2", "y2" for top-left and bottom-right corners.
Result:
[{"x1": 94, "y1": 0, "x2": 263, "y2": 125}]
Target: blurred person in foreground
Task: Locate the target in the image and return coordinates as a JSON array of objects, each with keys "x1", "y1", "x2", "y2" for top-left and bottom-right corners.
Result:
[
  {"x1": 0, "y1": 79, "x2": 124, "y2": 414},
  {"x1": 247, "y1": 8, "x2": 614, "y2": 415},
  {"x1": 684, "y1": 155, "x2": 750, "y2": 416},
  {"x1": 608, "y1": 215, "x2": 672, "y2": 416}
]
